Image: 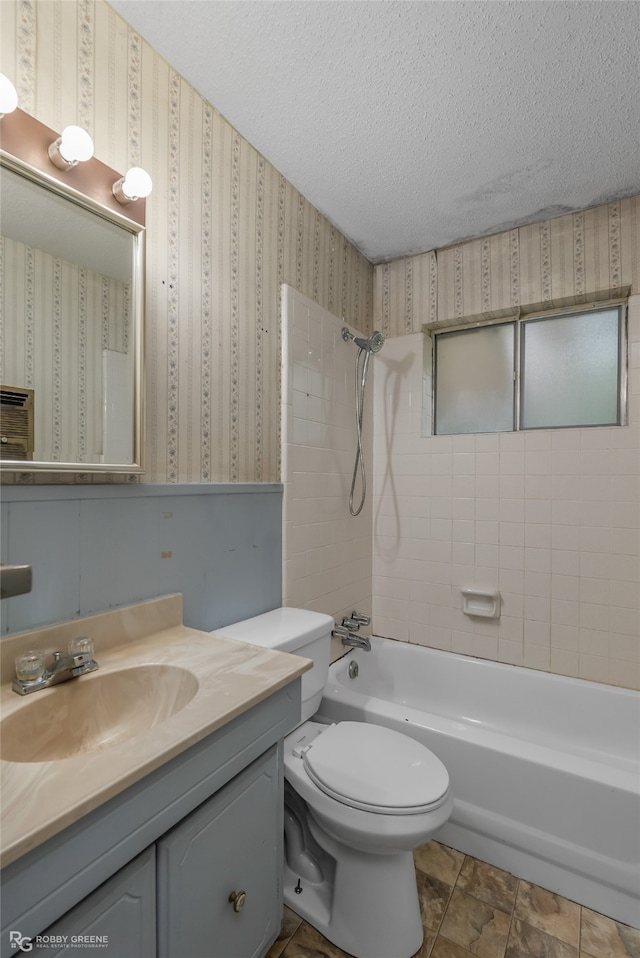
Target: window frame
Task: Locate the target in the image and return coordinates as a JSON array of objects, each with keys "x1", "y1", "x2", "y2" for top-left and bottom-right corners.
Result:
[{"x1": 431, "y1": 300, "x2": 628, "y2": 436}]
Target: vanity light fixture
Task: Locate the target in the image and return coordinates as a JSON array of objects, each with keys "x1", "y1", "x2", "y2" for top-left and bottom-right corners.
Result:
[
  {"x1": 1, "y1": 107, "x2": 146, "y2": 228},
  {"x1": 48, "y1": 125, "x2": 94, "y2": 170},
  {"x1": 112, "y1": 166, "x2": 153, "y2": 205},
  {"x1": 0, "y1": 74, "x2": 18, "y2": 116}
]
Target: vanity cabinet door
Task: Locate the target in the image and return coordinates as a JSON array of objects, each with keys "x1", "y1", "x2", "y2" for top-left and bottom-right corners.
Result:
[
  {"x1": 157, "y1": 745, "x2": 281, "y2": 958},
  {"x1": 32, "y1": 847, "x2": 156, "y2": 958}
]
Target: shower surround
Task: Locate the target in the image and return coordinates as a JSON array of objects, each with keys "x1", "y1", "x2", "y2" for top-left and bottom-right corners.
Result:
[
  {"x1": 281, "y1": 285, "x2": 374, "y2": 627},
  {"x1": 371, "y1": 297, "x2": 640, "y2": 689},
  {"x1": 281, "y1": 283, "x2": 639, "y2": 689}
]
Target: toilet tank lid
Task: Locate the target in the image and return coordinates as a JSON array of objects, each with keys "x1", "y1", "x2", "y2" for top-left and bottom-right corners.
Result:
[{"x1": 212, "y1": 607, "x2": 334, "y2": 652}]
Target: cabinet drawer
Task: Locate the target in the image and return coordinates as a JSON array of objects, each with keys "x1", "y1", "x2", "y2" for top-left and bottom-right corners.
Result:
[{"x1": 157, "y1": 745, "x2": 280, "y2": 958}]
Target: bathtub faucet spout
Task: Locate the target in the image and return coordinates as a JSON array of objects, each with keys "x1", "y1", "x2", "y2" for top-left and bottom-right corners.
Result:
[
  {"x1": 332, "y1": 625, "x2": 371, "y2": 651},
  {"x1": 345, "y1": 633, "x2": 371, "y2": 651}
]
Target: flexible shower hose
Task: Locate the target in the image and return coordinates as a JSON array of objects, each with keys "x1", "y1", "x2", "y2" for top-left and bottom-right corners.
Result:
[{"x1": 348, "y1": 346, "x2": 372, "y2": 516}]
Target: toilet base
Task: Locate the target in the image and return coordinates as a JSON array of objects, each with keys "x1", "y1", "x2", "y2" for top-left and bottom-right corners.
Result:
[{"x1": 283, "y1": 817, "x2": 423, "y2": 958}]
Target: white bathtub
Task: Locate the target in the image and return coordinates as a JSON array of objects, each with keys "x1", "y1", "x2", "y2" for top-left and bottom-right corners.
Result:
[{"x1": 318, "y1": 637, "x2": 640, "y2": 927}]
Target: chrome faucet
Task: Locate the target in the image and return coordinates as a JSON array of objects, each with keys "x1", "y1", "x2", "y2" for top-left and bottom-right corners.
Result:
[
  {"x1": 12, "y1": 644, "x2": 99, "y2": 695},
  {"x1": 340, "y1": 632, "x2": 371, "y2": 652},
  {"x1": 332, "y1": 617, "x2": 371, "y2": 652}
]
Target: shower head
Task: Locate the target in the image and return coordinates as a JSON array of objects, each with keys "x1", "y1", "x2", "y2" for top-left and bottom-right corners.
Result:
[
  {"x1": 341, "y1": 328, "x2": 386, "y2": 353},
  {"x1": 364, "y1": 330, "x2": 385, "y2": 353}
]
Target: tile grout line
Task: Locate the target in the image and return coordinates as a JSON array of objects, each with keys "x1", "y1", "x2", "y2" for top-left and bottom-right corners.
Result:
[
  {"x1": 431, "y1": 873, "x2": 456, "y2": 953},
  {"x1": 578, "y1": 903, "x2": 583, "y2": 957},
  {"x1": 502, "y1": 877, "x2": 521, "y2": 958},
  {"x1": 434, "y1": 851, "x2": 465, "y2": 949},
  {"x1": 413, "y1": 853, "x2": 456, "y2": 957}
]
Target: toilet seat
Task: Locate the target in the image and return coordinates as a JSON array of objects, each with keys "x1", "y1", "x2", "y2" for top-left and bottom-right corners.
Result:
[{"x1": 301, "y1": 722, "x2": 449, "y2": 815}]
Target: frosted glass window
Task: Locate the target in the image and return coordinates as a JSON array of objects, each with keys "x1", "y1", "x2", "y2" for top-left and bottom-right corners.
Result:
[
  {"x1": 521, "y1": 308, "x2": 621, "y2": 428},
  {"x1": 435, "y1": 324, "x2": 515, "y2": 434},
  {"x1": 432, "y1": 304, "x2": 625, "y2": 435}
]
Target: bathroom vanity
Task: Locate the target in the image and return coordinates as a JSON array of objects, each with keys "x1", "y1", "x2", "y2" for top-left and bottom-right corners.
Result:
[{"x1": 0, "y1": 595, "x2": 310, "y2": 958}]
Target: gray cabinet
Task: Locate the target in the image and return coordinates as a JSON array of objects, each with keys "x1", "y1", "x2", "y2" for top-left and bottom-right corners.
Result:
[
  {"x1": 30, "y1": 749, "x2": 280, "y2": 958},
  {"x1": 157, "y1": 748, "x2": 280, "y2": 958},
  {"x1": 2, "y1": 680, "x2": 300, "y2": 958},
  {"x1": 32, "y1": 848, "x2": 156, "y2": 958}
]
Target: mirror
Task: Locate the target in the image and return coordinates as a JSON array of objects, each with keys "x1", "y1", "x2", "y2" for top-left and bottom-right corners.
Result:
[{"x1": 0, "y1": 110, "x2": 145, "y2": 473}]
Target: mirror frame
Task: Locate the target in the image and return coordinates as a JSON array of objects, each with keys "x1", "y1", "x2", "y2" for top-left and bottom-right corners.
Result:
[{"x1": 0, "y1": 108, "x2": 145, "y2": 474}]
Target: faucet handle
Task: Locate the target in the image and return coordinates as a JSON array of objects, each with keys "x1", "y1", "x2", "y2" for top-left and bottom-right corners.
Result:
[
  {"x1": 68, "y1": 637, "x2": 98, "y2": 675},
  {"x1": 15, "y1": 650, "x2": 46, "y2": 683},
  {"x1": 332, "y1": 625, "x2": 350, "y2": 640},
  {"x1": 341, "y1": 616, "x2": 361, "y2": 630},
  {"x1": 69, "y1": 636, "x2": 94, "y2": 656},
  {"x1": 350, "y1": 611, "x2": 370, "y2": 627}
]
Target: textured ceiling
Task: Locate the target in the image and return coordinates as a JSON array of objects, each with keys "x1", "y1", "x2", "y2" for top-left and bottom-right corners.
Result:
[{"x1": 109, "y1": 0, "x2": 640, "y2": 264}]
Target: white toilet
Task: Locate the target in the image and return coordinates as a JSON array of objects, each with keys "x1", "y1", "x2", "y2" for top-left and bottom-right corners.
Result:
[{"x1": 214, "y1": 607, "x2": 452, "y2": 958}]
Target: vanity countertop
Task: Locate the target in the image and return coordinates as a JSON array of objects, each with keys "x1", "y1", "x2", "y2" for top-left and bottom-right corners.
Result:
[{"x1": 0, "y1": 595, "x2": 310, "y2": 868}]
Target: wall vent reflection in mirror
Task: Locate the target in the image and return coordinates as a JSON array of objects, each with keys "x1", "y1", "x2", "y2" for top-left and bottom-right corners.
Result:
[{"x1": 0, "y1": 387, "x2": 34, "y2": 461}]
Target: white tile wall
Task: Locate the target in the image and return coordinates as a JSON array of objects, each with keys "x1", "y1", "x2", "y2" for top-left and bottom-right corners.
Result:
[
  {"x1": 372, "y1": 297, "x2": 640, "y2": 689},
  {"x1": 282, "y1": 286, "x2": 373, "y2": 627}
]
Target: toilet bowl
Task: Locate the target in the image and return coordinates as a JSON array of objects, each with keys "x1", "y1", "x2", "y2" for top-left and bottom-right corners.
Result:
[
  {"x1": 285, "y1": 720, "x2": 452, "y2": 853},
  {"x1": 213, "y1": 608, "x2": 452, "y2": 958}
]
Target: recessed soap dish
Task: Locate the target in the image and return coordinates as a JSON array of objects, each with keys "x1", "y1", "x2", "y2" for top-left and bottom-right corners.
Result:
[{"x1": 461, "y1": 588, "x2": 501, "y2": 619}]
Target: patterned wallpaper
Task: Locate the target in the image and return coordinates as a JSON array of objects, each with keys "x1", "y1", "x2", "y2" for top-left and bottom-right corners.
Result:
[
  {"x1": 0, "y1": 0, "x2": 373, "y2": 483},
  {"x1": 374, "y1": 197, "x2": 639, "y2": 335},
  {"x1": 4, "y1": 0, "x2": 638, "y2": 482}
]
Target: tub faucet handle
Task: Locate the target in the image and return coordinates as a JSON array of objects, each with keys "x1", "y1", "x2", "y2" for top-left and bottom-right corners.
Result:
[
  {"x1": 332, "y1": 625, "x2": 350, "y2": 640},
  {"x1": 351, "y1": 611, "x2": 370, "y2": 627},
  {"x1": 341, "y1": 616, "x2": 361, "y2": 630}
]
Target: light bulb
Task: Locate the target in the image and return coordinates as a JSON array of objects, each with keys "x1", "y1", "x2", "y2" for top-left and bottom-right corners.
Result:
[
  {"x1": 113, "y1": 167, "x2": 153, "y2": 204},
  {"x1": 48, "y1": 125, "x2": 94, "y2": 169},
  {"x1": 58, "y1": 126, "x2": 94, "y2": 163},
  {"x1": 0, "y1": 74, "x2": 18, "y2": 116}
]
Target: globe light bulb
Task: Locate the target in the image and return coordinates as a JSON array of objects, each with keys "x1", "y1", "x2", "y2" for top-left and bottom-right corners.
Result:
[
  {"x1": 113, "y1": 167, "x2": 153, "y2": 204},
  {"x1": 58, "y1": 126, "x2": 94, "y2": 163},
  {"x1": 48, "y1": 125, "x2": 94, "y2": 169},
  {"x1": 0, "y1": 74, "x2": 18, "y2": 116}
]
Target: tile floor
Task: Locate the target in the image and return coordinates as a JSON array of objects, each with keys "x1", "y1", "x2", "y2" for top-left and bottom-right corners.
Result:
[{"x1": 266, "y1": 840, "x2": 640, "y2": 958}]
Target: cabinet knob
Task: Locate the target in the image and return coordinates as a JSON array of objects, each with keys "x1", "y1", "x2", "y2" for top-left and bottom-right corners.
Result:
[{"x1": 228, "y1": 890, "x2": 247, "y2": 912}]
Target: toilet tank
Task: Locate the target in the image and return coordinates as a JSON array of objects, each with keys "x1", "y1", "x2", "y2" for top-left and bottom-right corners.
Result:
[{"x1": 212, "y1": 608, "x2": 334, "y2": 722}]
